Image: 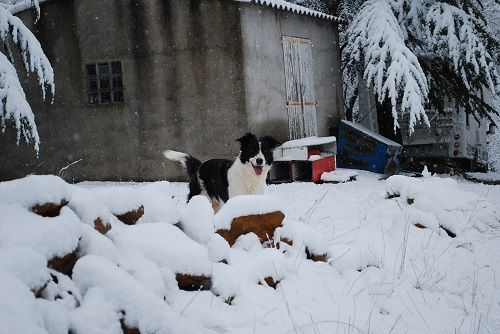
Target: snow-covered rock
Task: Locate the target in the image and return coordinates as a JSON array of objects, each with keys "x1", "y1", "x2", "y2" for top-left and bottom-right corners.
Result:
[
  {"x1": 275, "y1": 220, "x2": 329, "y2": 259},
  {"x1": 180, "y1": 195, "x2": 214, "y2": 244},
  {"x1": 112, "y1": 223, "x2": 211, "y2": 277},
  {"x1": 0, "y1": 203, "x2": 81, "y2": 261},
  {"x1": 0, "y1": 246, "x2": 49, "y2": 291},
  {"x1": 0, "y1": 175, "x2": 72, "y2": 208},
  {"x1": 0, "y1": 272, "x2": 57, "y2": 334},
  {"x1": 321, "y1": 169, "x2": 358, "y2": 183},
  {"x1": 73, "y1": 255, "x2": 203, "y2": 334}
]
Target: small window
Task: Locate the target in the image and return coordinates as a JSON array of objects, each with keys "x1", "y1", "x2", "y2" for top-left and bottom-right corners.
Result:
[
  {"x1": 85, "y1": 61, "x2": 124, "y2": 105},
  {"x1": 89, "y1": 80, "x2": 98, "y2": 92},
  {"x1": 100, "y1": 91, "x2": 111, "y2": 104},
  {"x1": 99, "y1": 78, "x2": 110, "y2": 90},
  {"x1": 98, "y1": 62, "x2": 109, "y2": 75},
  {"x1": 112, "y1": 76, "x2": 122, "y2": 88},
  {"x1": 88, "y1": 93, "x2": 98, "y2": 104}
]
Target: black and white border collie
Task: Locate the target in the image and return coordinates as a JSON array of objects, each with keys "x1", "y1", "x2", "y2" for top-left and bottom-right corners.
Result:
[{"x1": 164, "y1": 133, "x2": 279, "y2": 210}]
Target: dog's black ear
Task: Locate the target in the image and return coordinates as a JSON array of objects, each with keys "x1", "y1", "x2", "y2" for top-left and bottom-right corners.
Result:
[
  {"x1": 236, "y1": 133, "x2": 257, "y2": 146},
  {"x1": 260, "y1": 135, "x2": 280, "y2": 150}
]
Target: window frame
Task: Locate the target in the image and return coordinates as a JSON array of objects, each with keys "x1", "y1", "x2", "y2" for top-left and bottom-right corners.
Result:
[{"x1": 85, "y1": 61, "x2": 124, "y2": 106}]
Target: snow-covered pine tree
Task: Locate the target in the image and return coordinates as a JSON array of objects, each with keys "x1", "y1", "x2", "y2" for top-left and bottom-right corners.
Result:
[
  {"x1": 290, "y1": 0, "x2": 500, "y2": 135},
  {"x1": 345, "y1": 0, "x2": 430, "y2": 133},
  {"x1": 0, "y1": 0, "x2": 54, "y2": 154}
]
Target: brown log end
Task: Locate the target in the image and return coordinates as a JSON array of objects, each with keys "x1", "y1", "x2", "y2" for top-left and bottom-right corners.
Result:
[
  {"x1": 120, "y1": 313, "x2": 141, "y2": 334},
  {"x1": 216, "y1": 211, "x2": 285, "y2": 246},
  {"x1": 259, "y1": 276, "x2": 280, "y2": 289},
  {"x1": 94, "y1": 217, "x2": 112, "y2": 235},
  {"x1": 175, "y1": 273, "x2": 212, "y2": 291},
  {"x1": 48, "y1": 249, "x2": 78, "y2": 277},
  {"x1": 115, "y1": 205, "x2": 144, "y2": 225},
  {"x1": 305, "y1": 247, "x2": 328, "y2": 262},
  {"x1": 31, "y1": 200, "x2": 68, "y2": 217},
  {"x1": 277, "y1": 237, "x2": 293, "y2": 249}
]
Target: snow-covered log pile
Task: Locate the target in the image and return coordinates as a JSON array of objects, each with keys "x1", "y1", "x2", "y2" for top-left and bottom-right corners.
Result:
[
  {"x1": 0, "y1": 175, "x2": 329, "y2": 334},
  {"x1": 384, "y1": 172, "x2": 499, "y2": 237}
]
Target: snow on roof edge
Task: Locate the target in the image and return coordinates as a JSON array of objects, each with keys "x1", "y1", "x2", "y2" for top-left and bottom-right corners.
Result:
[
  {"x1": 341, "y1": 120, "x2": 403, "y2": 147},
  {"x1": 237, "y1": 0, "x2": 343, "y2": 23},
  {"x1": 279, "y1": 136, "x2": 336, "y2": 149},
  {"x1": 9, "y1": 0, "x2": 343, "y2": 23}
]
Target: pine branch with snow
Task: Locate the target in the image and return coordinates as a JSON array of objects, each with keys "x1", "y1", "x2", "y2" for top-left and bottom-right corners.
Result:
[
  {"x1": 421, "y1": 1, "x2": 500, "y2": 122},
  {"x1": 426, "y1": 2, "x2": 499, "y2": 94},
  {"x1": 389, "y1": 0, "x2": 427, "y2": 49},
  {"x1": 0, "y1": 3, "x2": 54, "y2": 154},
  {"x1": 1, "y1": 0, "x2": 41, "y2": 20},
  {"x1": 0, "y1": 51, "x2": 39, "y2": 150},
  {"x1": 344, "y1": 0, "x2": 429, "y2": 133}
]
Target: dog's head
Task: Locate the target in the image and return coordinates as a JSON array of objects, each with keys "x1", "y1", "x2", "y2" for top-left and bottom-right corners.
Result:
[{"x1": 236, "y1": 133, "x2": 280, "y2": 177}]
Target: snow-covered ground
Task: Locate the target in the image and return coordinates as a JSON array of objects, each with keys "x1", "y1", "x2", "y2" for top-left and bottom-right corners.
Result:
[{"x1": 1, "y1": 171, "x2": 500, "y2": 334}]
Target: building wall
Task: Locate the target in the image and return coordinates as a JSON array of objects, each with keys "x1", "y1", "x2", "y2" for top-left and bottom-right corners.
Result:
[
  {"x1": 0, "y1": 0, "x2": 345, "y2": 182},
  {"x1": 239, "y1": 3, "x2": 344, "y2": 143},
  {"x1": 0, "y1": 0, "x2": 247, "y2": 182}
]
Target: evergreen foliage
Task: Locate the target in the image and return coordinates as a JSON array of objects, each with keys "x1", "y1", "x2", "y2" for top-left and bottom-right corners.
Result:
[
  {"x1": 0, "y1": 1, "x2": 54, "y2": 154},
  {"x1": 294, "y1": 0, "x2": 500, "y2": 131}
]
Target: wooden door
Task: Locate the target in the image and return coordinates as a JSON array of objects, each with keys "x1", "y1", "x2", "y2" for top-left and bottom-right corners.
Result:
[{"x1": 282, "y1": 36, "x2": 318, "y2": 139}]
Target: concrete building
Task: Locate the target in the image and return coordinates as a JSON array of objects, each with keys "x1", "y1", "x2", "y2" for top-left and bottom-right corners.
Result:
[{"x1": 0, "y1": 0, "x2": 345, "y2": 181}]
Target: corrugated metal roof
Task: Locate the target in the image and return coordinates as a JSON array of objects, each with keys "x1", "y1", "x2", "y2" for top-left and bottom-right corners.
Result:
[
  {"x1": 9, "y1": 0, "x2": 343, "y2": 23},
  {"x1": 237, "y1": 0, "x2": 342, "y2": 23}
]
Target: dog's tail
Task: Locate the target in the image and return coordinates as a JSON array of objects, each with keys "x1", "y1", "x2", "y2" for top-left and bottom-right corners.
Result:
[{"x1": 163, "y1": 150, "x2": 201, "y2": 178}]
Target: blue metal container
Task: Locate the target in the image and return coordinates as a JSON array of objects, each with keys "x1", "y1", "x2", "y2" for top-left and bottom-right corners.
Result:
[{"x1": 337, "y1": 120, "x2": 403, "y2": 175}]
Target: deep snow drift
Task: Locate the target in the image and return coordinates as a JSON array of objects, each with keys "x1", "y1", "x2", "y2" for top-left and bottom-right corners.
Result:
[{"x1": 0, "y1": 171, "x2": 499, "y2": 334}]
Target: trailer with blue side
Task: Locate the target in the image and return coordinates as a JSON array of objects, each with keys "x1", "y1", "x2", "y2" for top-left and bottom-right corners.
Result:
[{"x1": 337, "y1": 120, "x2": 403, "y2": 175}]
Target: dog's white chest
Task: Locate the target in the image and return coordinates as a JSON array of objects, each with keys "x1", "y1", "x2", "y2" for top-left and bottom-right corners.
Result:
[{"x1": 227, "y1": 161, "x2": 268, "y2": 198}]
